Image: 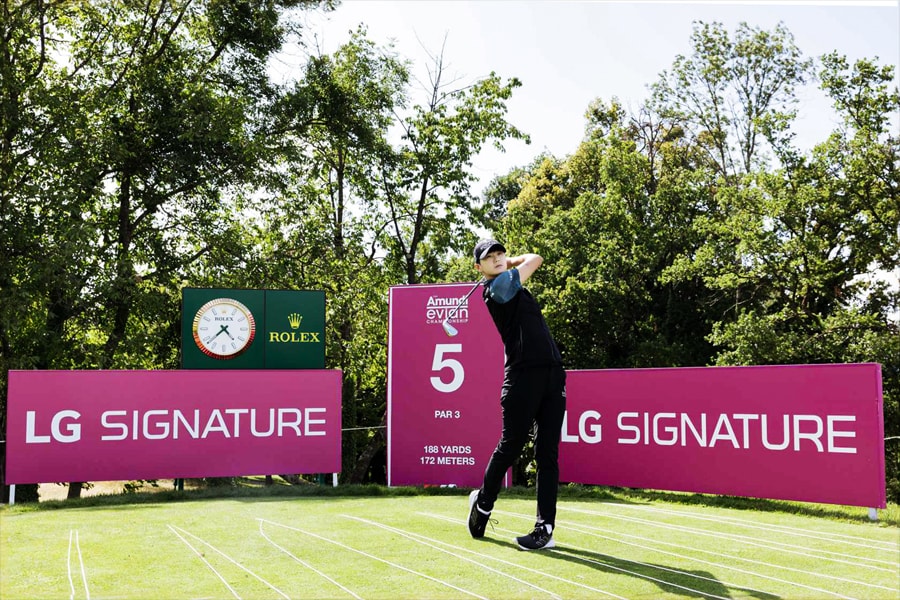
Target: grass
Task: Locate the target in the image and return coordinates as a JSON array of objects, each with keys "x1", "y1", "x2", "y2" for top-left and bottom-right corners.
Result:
[{"x1": 2, "y1": 482, "x2": 898, "y2": 599}]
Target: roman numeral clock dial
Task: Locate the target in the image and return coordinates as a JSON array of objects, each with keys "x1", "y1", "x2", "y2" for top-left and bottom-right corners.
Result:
[{"x1": 192, "y1": 298, "x2": 256, "y2": 359}]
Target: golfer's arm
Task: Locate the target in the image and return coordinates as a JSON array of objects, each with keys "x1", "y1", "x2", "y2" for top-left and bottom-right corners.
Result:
[{"x1": 509, "y1": 253, "x2": 543, "y2": 283}]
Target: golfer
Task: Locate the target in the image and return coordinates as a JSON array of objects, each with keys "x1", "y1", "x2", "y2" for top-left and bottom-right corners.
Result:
[{"x1": 467, "y1": 239, "x2": 566, "y2": 550}]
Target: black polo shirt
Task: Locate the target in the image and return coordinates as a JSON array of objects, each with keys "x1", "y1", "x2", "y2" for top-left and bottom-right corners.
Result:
[{"x1": 483, "y1": 269, "x2": 562, "y2": 371}]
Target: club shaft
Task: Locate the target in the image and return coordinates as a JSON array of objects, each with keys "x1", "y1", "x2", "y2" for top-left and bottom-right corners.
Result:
[{"x1": 445, "y1": 280, "x2": 483, "y2": 321}]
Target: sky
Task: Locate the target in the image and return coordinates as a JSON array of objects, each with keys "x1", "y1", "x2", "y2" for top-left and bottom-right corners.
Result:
[{"x1": 278, "y1": 0, "x2": 900, "y2": 192}]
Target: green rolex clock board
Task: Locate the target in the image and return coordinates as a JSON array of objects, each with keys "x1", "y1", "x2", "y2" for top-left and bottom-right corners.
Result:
[{"x1": 181, "y1": 287, "x2": 326, "y2": 369}]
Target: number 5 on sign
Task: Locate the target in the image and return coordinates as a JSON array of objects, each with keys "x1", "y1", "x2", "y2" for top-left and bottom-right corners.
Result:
[{"x1": 431, "y1": 344, "x2": 463, "y2": 392}]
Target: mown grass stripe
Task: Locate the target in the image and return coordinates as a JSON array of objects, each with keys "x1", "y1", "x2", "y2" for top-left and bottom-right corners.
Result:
[
  {"x1": 169, "y1": 525, "x2": 290, "y2": 599},
  {"x1": 563, "y1": 517, "x2": 894, "y2": 595},
  {"x1": 342, "y1": 515, "x2": 584, "y2": 600},
  {"x1": 167, "y1": 524, "x2": 240, "y2": 599},
  {"x1": 603, "y1": 502, "x2": 900, "y2": 551},
  {"x1": 529, "y1": 511, "x2": 859, "y2": 599},
  {"x1": 491, "y1": 513, "x2": 750, "y2": 600},
  {"x1": 422, "y1": 510, "x2": 743, "y2": 599},
  {"x1": 257, "y1": 520, "x2": 363, "y2": 600},
  {"x1": 258, "y1": 517, "x2": 488, "y2": 599},
  {"x1": 565, "y1": 505, "x2": 898, "y2": 569},
  {"x1": 343, "y1": 515, "x2": 567, "y2": 600},
  {"x1": 412, "y1": 511, "x2": 632, "y2": 599}
]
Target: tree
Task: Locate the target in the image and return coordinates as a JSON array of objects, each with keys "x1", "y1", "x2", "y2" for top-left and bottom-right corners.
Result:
[
  {"x1": 697, "y1": 53, "x2": 900, "y2": 500},
  {"x1": 505, "y1": 98, "x2": 720, "y2": 370},
  {"x1": 650, "y1": 21, "x2": 812, "y2": 180},
  {"x1": 380, "y1": 39, "x2": 529, "y2": 285},
  {"x1": 679, "y1": 54, "x2": 899, "y2": 362},
  {"x1": 259, "y1": 31, "x2": 528, "y2": 482},
  {"x1": 499, "y1": 23, "x2": 899, "y2": 501},
  {"x1": 0, "y1": 0, "x2": 332, "y2": 501},
  {"x1": 0, "y1": 0, "x2": 70, "y2": 502},
  {"x1": 261, "y1": 27, "x2": 408, "y2": 482}
]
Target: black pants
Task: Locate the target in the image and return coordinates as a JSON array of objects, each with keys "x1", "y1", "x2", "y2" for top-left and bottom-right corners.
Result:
[{"x1": 479, "y1": 365, "x2": 567, "y2": 526}]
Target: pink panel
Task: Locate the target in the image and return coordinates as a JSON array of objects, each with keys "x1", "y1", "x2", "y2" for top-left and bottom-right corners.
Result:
[
  {"x1": 5, "y1": 370, "x2": 342, "y2": 484},
  {"x1": 560, "y1": 364, "x2": 885, "y2": 508},
  {"x1": 387, "y1": 283, "x2": 505, "y2": 487}
]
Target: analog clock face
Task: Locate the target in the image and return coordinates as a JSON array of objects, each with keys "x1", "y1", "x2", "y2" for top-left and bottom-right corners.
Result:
[{"x1": 192, "y1": 298, "x2": 256, "y2": 359}]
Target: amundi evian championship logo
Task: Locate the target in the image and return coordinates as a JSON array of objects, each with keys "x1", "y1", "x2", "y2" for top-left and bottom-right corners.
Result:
[{"x1": 425, "y1": 293, "x2": 471, "y2": 325}]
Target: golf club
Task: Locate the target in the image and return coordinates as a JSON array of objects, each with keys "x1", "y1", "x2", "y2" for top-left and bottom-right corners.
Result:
[{"x1": 441, "y1": 278, "x2": 485, "y2": 337}]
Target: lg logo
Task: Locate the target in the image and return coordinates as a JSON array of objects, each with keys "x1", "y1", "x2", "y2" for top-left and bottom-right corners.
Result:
[{"x1": 25, "y1": 410, "x2": 81, "y2": 443}]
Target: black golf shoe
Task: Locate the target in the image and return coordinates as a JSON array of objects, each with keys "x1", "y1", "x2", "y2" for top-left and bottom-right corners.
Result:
[
  {"x1": 516, "y1": 522, "x2": 555, "y2": 550},
  {"x1": 467, "y1": 489, "x2": 492, "y2": 538}
]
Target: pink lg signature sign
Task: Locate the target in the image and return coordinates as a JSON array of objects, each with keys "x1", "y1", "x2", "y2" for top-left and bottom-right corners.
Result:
[
  {"x1": 387, "y1": 283, "x2": 505, "y2": 487},
  {"x1": 5, "y1": 370, "x2": 342, "y2": 484},
  {"x1": 560, "y1": 364, "x2": 886, "y2": 508}
]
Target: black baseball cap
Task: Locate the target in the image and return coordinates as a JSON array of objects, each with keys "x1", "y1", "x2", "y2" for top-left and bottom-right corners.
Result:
[{"x1": 473, "y1": 239, "x2": 506, "y2": 263}]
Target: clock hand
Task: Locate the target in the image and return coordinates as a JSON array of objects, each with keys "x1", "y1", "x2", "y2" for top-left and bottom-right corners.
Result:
[
  {"x1": 206, "y1": 324, "x2": 228, "y2": 342},
  {"x1": 221, "y1": 325, "x2": 235, "y2": 340}
]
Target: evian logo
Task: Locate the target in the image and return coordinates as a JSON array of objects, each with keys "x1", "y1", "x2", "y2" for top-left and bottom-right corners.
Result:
[{"x1": 425, "y1": 294, "x2": 469, "y2": 325}]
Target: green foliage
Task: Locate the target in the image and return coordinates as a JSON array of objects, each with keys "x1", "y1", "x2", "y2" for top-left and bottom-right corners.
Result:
[
  {"x1": 251, "y1": 31, "x2": 529, "y2": 479},
  {"x1": 501, "y1": 22, "x2": 898, "y2": 501},
  {"x1": 506, "y1": 106, "x2": 720, "y2": 369},
  {"x1": 650, "y1": 20, "x2": 812, "y2": 178},
  {"x1": 383, "y1": 69, "x2": 529, "y2": 284}
]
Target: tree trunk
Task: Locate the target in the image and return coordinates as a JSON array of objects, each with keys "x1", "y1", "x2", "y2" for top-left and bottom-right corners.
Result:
[
  {"x1": 67, "y1": 482, "x2": 83, "y2": 499},
  {"x1": 347, "y1": 412, "x2": 386, "y2": 483}
]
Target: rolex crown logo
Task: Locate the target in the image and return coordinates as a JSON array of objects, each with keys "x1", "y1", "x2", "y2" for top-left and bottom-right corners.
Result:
[{"x1": 288, "y1": 313, "x2": 303, "y2": 329}]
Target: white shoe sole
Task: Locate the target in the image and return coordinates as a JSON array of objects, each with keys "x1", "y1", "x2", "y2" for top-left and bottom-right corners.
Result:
[
  {"x1": 468, "y1": 490, "x2": 490, "y2": 538},
  {"x1": 468, "y1": 489, "x2": 479, "y2": 512}
]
